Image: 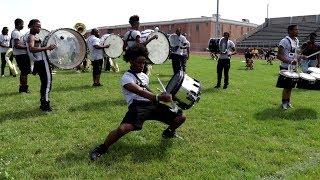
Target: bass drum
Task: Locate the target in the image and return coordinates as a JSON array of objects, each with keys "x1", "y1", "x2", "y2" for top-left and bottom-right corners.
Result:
[
  {"x1": 102, "y1": 34, "x2": 124, "y2": 58},
  {"x1": 166, "y1": 71, "x2": 201, "y2": 110},
  {"x1": 143, "y1": 30, "x2": 170, "y2": 64},
  {"x1": 42, "y1": 28, "x2": 86, "y2": 69}
]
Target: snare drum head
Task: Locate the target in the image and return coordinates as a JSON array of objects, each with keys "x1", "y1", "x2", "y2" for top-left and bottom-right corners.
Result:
[
  {"x1": 146, "y1": 31, "x2": 170, "y2": 64},
  {"x1": 310, "y1": 72, "x2": 320, "y2": 80},
  {"x1": 103, "y1": 34, "x2": 124, "y2": 58},
  {"x1": 166, "y1": 71, "x2": 184, "y2": 95},
  {"x1": 42, "y1": 28, "x2": 86, "y2": 69},
  {"x1": 299, "y1": 73, "x2": 316, "y2": 81},
  {"x1": 279, "y1": 70, "x2": 299, "y2": 78},
  {"x1": 308, "y1": 67, "x2": 320, "y2": 74}
]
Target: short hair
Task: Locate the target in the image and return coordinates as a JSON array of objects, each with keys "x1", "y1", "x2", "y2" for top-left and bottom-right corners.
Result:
[
  {"x1": 14, "y1": 18, "x2": 23, "y2": 26},
  {"x1": 310, "y1": 32, "x2": 317, "y2": 37},
  {"x1": 91, "y1": 28, "x2": 98, "y2": 35},
  {"x1": 123, "y1": 45, "x2": 149, "y2": 62},
  {"x1": 223, "y1": 32, "x2": 230, "y2": 36},
  {"x1": 129, "y1": 15, "x2": 139, "y2": 25},
  {"x1": 287, "y1": 25, "x2": 297, "y2": 32},
  {"x1": 28, "y1": 19, "x2": 40, "y2": 28},
  {"x1": 2, "y1": 27, "x2": 8, "y2": 34}
]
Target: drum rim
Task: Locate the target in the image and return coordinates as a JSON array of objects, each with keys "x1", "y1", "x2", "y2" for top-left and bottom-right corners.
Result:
[
  {"x1": 279, "y1": 70, "x2": 299, "y2": 78},
  {"x1": 165, "y1": 71, "x2": 185, "y2": 96},
  {"x1": 146, "y1": 30, "x2": 170, "y2": 64},
  {"x1": 299, "y1": 73, "x2": 316, "y2": 81},
  {"x1": 103, "y1": 34, "x2": 124, "y2": 58},
  {"x1": 42, "y1": 28, "x2": 87, "y2": 69}
]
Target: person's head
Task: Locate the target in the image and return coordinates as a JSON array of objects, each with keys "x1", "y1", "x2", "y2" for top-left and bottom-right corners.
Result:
[
  {"x1": 124, "y1": 46, "x2": 149, "y2": 72},
  {"x1": 2, "y1": 27, "x2": 8, "y2": 35},
  {"x1": 223, "y1": 32, "x2": 230, "y2": 39},
  {"x1": 176, "y1": 28, "x2": 181, "y2": 36},
  {"x1": 14, "y1": 18, "x2": 24, "y2": 30},
  {"x1": 309, "y1": 32, "x2": 317, "y2": 42},
  {"x1": 129, "y1": 15, "x2": 140, "y2": 29},
  {"x1": 287, "y1": 25, "x2": 298, "y2": 37},
  {"x1": 91, "y1": 28, "x2": 100, "y2": 38},
  {"x1": 28, "y1": 19, "x2": 41, "y2": 35}
]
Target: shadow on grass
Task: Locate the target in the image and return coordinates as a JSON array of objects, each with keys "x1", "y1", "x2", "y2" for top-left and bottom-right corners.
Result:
[
  {"x1": 0, "y1": 91, "x2": 20, "y2": 98},
  {"x1": 53, "y1": 84, "x2": 93, "y2": 92},
  {"x1": 0, "y1": 108, "x2": 47, "y2": 123},
  {"x1": 254, "y1": 108, "x2": 318, "y2": 121},
  {"x1": 56, "y1": 139, "x2": 173, "y2": 166},
  {"x1": 68, "y1": 99, "x2": 126, "y2": 112},
  {"x1": 200, "y1": 87, "x2": 221, "y2": 94}
]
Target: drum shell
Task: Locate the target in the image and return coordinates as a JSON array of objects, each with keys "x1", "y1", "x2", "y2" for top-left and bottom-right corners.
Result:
[
  {"x1": 296, "y1": 78, "x2": 316, "y2": 89},
  {"x1": 174, "y1": 76, "x2": 201, "y2": 110},
  {"x1": 276, "y1": 74, "x2": 298, "y2": 88},
  {"x1": 312, "y1": 80, "x2": 320, "y2": 90}
]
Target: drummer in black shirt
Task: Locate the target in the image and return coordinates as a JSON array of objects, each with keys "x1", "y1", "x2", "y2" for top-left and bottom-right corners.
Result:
[{"x1": 300, "y1": 33, "x2": 320, "y2": 72}]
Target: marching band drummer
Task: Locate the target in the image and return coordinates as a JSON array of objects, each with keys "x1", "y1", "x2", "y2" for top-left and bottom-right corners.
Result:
[
  {"x1": 300, "y1": 33, "x2": 320, "y2": 72},
  {"x1": 0, "y1": 27, "x2": 14, "y2": 77},
  {"x1": 89, "y1": 45, "x2": 186, "y2": 161},
  {"x1": 26, "y1": 19, "x2": 56, "y2": 111},
  {"x1": 87, "y1": 28, "x2": 110, "y2": 86},
  {"x1": 170, "y1": 28, "x2": 189, "y2": 74},
  {"x1": 276, "y1": 25, "x2": 306, "y2": 110},
  {"x1": 11, "y1": 18, "x2": 32, "y2": 93},
  {"x1": 214, "y1": 32, "x2": 236, "y2": 89},
  {"x1": 123, "y1": 15, "x2": 158, "y2": 74}
]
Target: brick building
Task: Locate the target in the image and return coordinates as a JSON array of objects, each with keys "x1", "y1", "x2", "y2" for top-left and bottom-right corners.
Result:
[{"x1": 94, "y1": 15, "x2": 258, "y2": 52}]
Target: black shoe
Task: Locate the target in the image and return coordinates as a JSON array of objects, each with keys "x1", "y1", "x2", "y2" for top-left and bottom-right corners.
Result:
[
  {"x1": 223, "y1": 85, "x2": 228, "y2": 89},
  {"x1": 90, "y1": 144, "x2": 107, "y2": 161},
  {"x1": 40, "y1": 101, "x2": 52, "y2": 112},
  {"x1": 92, "y1": 83, "x2": 103, "y2": 87},
  {"x1": 162, "y1": 129, "x2": 178, "y2": 138},
  {"x1": 214, "y1": 85, "x2": 220, "y2": 88}
]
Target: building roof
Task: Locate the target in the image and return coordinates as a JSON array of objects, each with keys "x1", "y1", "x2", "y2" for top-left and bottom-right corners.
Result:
[{"x1": 97, "y1": 16, "x2": 258, "y2": 30}]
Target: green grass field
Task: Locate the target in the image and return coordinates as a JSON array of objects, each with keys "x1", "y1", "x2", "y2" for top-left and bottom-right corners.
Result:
[{"x1": 1, "y1": 55, "x2": 320, "y2": 179}]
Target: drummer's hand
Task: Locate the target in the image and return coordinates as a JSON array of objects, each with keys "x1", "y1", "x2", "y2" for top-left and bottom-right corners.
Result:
[
  {"x1": 298, "y1": 55, "x2": 307, "y2": 61},
  {"x1": 104, "y1": 44, "x2": 110, "y2": 48},
  {"x1": 291, "y1": 60, "x2": 298, "y2": 65},
  {"x1": 47, "y1": 44, "x2": 56, "y2": 50},
  {"x1": 153, "y1": 35, "x2": 158, "y2": 40},
  {"x1": 158, "y1": 92, "x2": 172, "y2": 102}
]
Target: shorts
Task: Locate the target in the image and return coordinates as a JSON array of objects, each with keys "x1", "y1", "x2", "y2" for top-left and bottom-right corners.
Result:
[
  {"x1": 15, "y1": 54, "x2": 31, "y2": 76},
  {"x1": 121, "y1": 100, "x2": 183, "y2": 131},
  {"x1": 91, "y1": 59, "x2": 103, "y2": 75}
]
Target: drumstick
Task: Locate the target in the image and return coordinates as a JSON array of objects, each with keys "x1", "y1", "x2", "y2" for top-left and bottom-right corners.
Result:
[
  {"x1": 156, "y1": 76, "x2": 178, "y2": 112},
  {"x1": 306, "y1": 50, "x2": 320, "y2": 59},
  {"x1": 157, "y1": 77, "x2": 167, "y2": 93}
]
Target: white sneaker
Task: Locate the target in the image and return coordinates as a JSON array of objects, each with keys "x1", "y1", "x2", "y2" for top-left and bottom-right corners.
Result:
[
  {"x1": 281, "y1": 103, "x2": 288, "y2": 110},
  {"x1": 287, "y1": 102, "x2": 293, "y2": 108}
]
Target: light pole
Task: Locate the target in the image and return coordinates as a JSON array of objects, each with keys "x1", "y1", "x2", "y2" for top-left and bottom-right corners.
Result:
[{"x1": 215, "y1": 0, "x2": 220, "y2": 38}]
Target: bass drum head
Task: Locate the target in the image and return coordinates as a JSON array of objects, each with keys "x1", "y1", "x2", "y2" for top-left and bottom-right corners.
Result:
[
  {"x1": 103, "y1": 34, "x2": 124, "y2": 58},
  {"x1": 166, "y1": 71, "x2": 184, "y2": 96},
  {"x1": 146, "y1": 31, "x2": 170, "y2": 64},
  {"x1": 42, "y1": 28, "x2": 86, "y2": 69}
]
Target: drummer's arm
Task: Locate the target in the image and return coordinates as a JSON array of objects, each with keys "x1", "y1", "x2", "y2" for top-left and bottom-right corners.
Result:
[
  {"x1": 28, "y1": 36, "x2": 55, "y2": 52},
  {"x1": 13, "y1": 39, "x2": 26, "y2": 50},
  {"x1": 142, "y1": 35, "x2": 158, "y2": 46},
  {"x1": 124, "y1": 83, "x2": 172, "y2": 102},
  {"x1": 93, "y1": 44, "x2": 109, "y2": 49},
  {"x1": 277, "y1": 46, "x2": 290, "y2": 63}
]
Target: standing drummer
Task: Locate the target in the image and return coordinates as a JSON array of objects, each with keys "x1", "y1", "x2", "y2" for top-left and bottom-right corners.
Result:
[
  {"x1": 123, "y1": 15, "x2": 157, "y2": 74},
  {"x1": 300, "y1": 33, "x2": 320, "y2": 72},
  {"x1": 169, "y1": 28, "x2": 188, "y2": 74},
  {"x1": 276, "y1": 25, "x2": 306, "y2": 110},
  {"x1": 89, "y1": 45, "x2": 186, "y2": 161},
  {"x1": 87, "y1": 28, "x2": 110, "y2": 86},
  {"x1": 26, "y1": 19, "x2": 56, "y2": 111}
]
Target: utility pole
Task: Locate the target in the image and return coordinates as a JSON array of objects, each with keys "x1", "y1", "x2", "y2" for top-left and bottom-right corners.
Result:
[{"x1": 267, "y1": 3, "x2": 269, "y2": 19}]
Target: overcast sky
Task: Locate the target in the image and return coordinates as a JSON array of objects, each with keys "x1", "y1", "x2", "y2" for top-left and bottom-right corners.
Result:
[{"x1": 0, "y1": 0, "x2": 319, "y2": 33}]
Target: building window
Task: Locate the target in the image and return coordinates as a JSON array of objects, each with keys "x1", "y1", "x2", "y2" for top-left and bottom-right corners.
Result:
[{"x1": 196, "y1": 24, "x2": 200, "y2": 31}]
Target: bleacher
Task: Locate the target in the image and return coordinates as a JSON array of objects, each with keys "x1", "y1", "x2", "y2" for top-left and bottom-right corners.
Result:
[{"x1": 236, "y1": 15, "x2": 320, "y2": 49}]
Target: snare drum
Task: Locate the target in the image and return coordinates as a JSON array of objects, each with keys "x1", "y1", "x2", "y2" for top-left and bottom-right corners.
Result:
[
  {"x1": 42, "y1": 28, "x2": 87, "y2": 69},
  {"x1": 166, "y1": 71, "x2": 201, "y2": 110},
  {"x1": 276, "y1": 70, "x2": 299, "y2": 88},
  {"x1": 308, "y1": 67, "x2": 320, "y2": 74},
  {"x1": 296, "y1": 73, "x2": 316, "y2": 89},
  {"x1": 310, "y1": 72, "x2": 320, "y2": 90}
]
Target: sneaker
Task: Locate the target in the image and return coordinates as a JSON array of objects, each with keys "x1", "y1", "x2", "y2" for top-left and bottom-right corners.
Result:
[
  {"x1": 89, "y1": 144, "x2": 107, "y2": 161},
  {"x1": 214, "y1": 85, "x2": 220, "y2": 88},
  {"x1": 92, "y1": 83, "x2": 103, "y2": 87},
  {"x1": 1, "y1": 75, "x2": 4, "y2": 77},
  {"x1": 223, "y1": 85, "x2": 228, "y2": 89},
  {"x1": 287, "y1": 102, "x2": 293, "y2": 108},
  {"x1": 162, "y1": 129, "x2": 178, "y2": 138},
  {"x1": 281, "y1": 103, "x2": 288, "y2": 110}
]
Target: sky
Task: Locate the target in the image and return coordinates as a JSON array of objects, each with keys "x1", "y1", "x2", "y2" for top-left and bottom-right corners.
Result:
[{"x1": 0, "y1": 0, "x2": 319, "y2": 33}]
